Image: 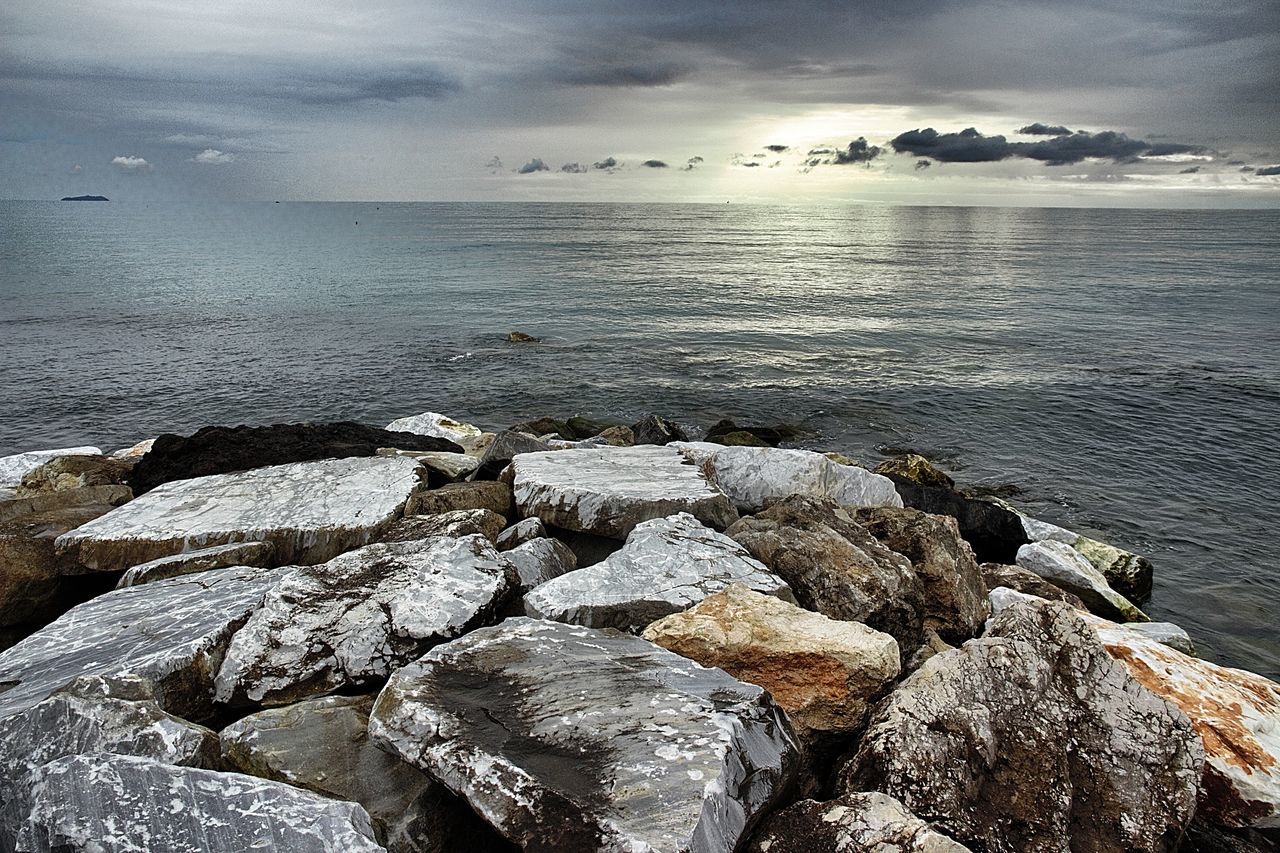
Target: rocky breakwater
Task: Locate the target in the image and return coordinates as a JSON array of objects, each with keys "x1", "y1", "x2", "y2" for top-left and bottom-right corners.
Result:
[{"x1": 0, "y1": 410, "x2": 1275, "y2": 852}]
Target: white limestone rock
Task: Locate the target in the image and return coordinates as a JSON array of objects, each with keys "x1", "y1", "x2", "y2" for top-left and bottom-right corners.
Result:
[
  {"x1": 1018, "y1": 513, "x2": 1153, "y2": 602},
  {"x1": 369, "y1": 617, "x2": 799, "y2": 852},
  {"x1": 378, "y1": 448, "x2": 479, "y2": 483},
  {"x1": 503, "y1": 536, "x2": 577, "y2": 593},
  {"x1": 215, "y1": 536, "x2": 511, "y2": 707},
  {"x1": 672, "y1": 442, "x2": 903, "y2": 513},
  {"x1": 510, "y1": 445, "x2": 738, "y2": 539},
  {"x1": 524, "y1": 513, "x2": 793, "y2": 632},
  {"x1": 495, "y1": 517, "x2": 546, "y2": 551},
  {"x1": 1015, "y1": 540, "x2": 1147, "y2": 623},
  {"x1": 0, "y1": 447, "x2": 101, "y2": 497},
  {"x1": 10, "y1": 753, "x2": 386, "y2": 853},
  {"x1": 56, "y1": 455, "x2": 424, "y2": 571},
  {"x1": 0, "y1": 565, "x2": 281, "y2": 723},
  {"x1": 115, "y1": 540, "x2": 275, "y2": 588},
  {"x1": 386, "y1": 412, "x2": 484, "y2": 450}
]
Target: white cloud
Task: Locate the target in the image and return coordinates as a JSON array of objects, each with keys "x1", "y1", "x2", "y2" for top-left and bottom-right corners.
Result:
[
  {"x1": 71, "y1": 164, "x2": 82, "y2": 173},
  {"x1": 111, "y1": 155, "x2": 152, "y2": 171},
  {"x1": 191, "y1": 148, "x2": 235, "y2": 164}
]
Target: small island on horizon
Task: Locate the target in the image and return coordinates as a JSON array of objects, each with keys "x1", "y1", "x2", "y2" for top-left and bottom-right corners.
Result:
[{"x1": 60, "y1": 195, "x2": 109, "y2": 201}]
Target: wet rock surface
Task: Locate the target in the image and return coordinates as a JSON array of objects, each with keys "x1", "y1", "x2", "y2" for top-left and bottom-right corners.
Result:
[
  {"x1": 116, "y1": 540, "x2": 275, "y2": 587},
  {"x1": 873, "y1": 454, "x2": 956, "y2": 490},
  {"x1": 525, "y1": 513, "x2": 792, "y2": 631},
  {"x1": 747, "y1": 792, "x2": 972, "y2": 853},
  {"x1": 630, "y1": 414, "x2": 689, "y2": 445},
  {"x1": 215, "y1": 536, "x2": 511, "y2": 707},
  {"x1": 369, "y1": 617, "x2": 799, "y2": 853},
  {"x1": 57, "y1": 455, "x2": 424, "y2": 571}
]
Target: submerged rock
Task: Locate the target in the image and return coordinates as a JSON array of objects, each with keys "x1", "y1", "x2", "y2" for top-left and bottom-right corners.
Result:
[
  {"x1": 369, "y1": 617, "x2": 799, "y2": 852},
  {"x1": 503, "y1": 536, "x2": 577, "y2": 594},
  {"x1": 630, "y1": 414, "x2": 689, "y2": 445},
  {"x1": 116, "y1": 540, "x2": 274, "y2": 588},
  {"x1": 404, "y1": 481, "x2": 512, "y2": 519},
  {"x1": 11, "y1": 753, "x2": 386, "y2": 853},
  {"x1": 57, "y1": 455, "x2": 424, "y2": 571},
  {"x1": 215, "y1": 536, "x2": 510, "y2": 707},
  {"x1": 874, "y1": 454, "x2": 955, "y2": 490},
  {"x1": 511, "y1": 445, "x2": 738, "y2": 539},
  {"x1": 1016, "y1": 540, "x2": 1147, "y2": 622},
  {"x1": 673, "y1": 443, "x2": 902, "y2": 513},
  {"x1": 384, "y1": 412, "x2": 484, "y2": 450},
  {"x1": 747, "y1": 792, "x2": 972, "y2": 853},
  {"x1": 525, "y1": 513, "x2": 791, "y2": 632},
  {"x1": 643, "y1": 583, "x2": 899, "y2": 737},
  {"x1": 505, "y1": 331, "x2": 539, "y2": 343},
  {"x1": 844, "y1": 597, "x2": 1203, "y2": 852},
  {"x1": 127, "y1": 421, "x2": 459, "y2": 494},
  {"x1": 379, "y1": 509, "x2": 506, "y2": 545}
]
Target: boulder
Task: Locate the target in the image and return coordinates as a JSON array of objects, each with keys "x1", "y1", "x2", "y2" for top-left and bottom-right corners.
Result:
[
  {"x1": 14, "y1": 454, "x2": 131, "y2": 496},
  {"x1": 0, "y1": 484, "x2": 132, "y2": 525},
  {"x1": 987, "y1": 586, "x2": 1192, "y2": 654},
  {"x1": 643, "y1": 583, "x2": 899, "y2": 737},
  {"x1": 673, "y1": 443, "x2": 903, "y2": 513},
  {"x1": 378, "y1": 449, "x2": 479, "y2": 484},
  {"x1": 503, "y1": 536, "x2": 577, "y2": 593},
  {"x1": 379, "y1": 509, "x2": 506, "y2": 545},
  {"x1": 116, "y1": 540, "x2": 275, "y2": 588},
  {"x1": 595, "y1": 425, "x2": 635, "y2": 446},
  {"x1": 1018, "y1": 514, "x2": 1154, "y2": 603},
  {"x1": 703, "y1": 419, "x2": 797, "y2": 447},
  {"x1": 0, "y1": 565, "x2": 281, "y2": 723},
  {"x1": 510, "y1": 445, "x2": 738, "y2": 539},
  {"x1": 404, "y1": 481, "x2": 512, "y2": 519},
  {"x1": 10, "y1": 753, "x2": 386, "y2": 852},
  {"x1": 509, "y1": 417, "x2": 572, "y2": 439},
  {"x1": 630, "y1": 414, "x2": 689, "y2": 445},
  {"x1": 1016, "y1": 540, "x2": 1147, "y2": 622},
  {"x1": 874, "y1": 454, "x2": 955, "y2": 489},
  {"x1": 57, "y1": 456, "x2": 424, "y2": 572},
  {"x1": 476, "y1": 430, "x2": 553, "y2": 478},
  {"x1": 127, "y1": 421, "x2": 460, "y2": 494},
  {"x1": 843, "y1": 597, "x2": 1204, "y2": 852},
  {"x1": 980, "y1": 562, "x2": 1086, "y2": 608},
  {"x1": 0, "y1": 447, "x2": 101, "y2": 496},
  {"x1": 525, "y1": 513, "x2": 792, "y2": 632},
  {"x1": 854, "y1": 507, "x2": 989, "y2": 643},
  {"x1": 883, "y1": 479, "x2": 1029, "y2": 563},
  {"x1": 108, "y1": 438, "x2": 155, "y2": 460},
  {"x1": 717, "y1": 430, "x2": 771, "y2": 447},
  {"x1": 1123, "y1": 621, "x2": 1197, "y2": 655},
  {"x1": 747, "y1": 792, "x2": 972, "y2": 853},
  {"x1": 383, "y1": 412, "x2": 484, "y2": 450},
  {"x1": 728, "y1": 496, "x2": 923, "y2": 654},
  {"x1": 369, "y1": 617, "x2": 799, "y2": 852},
  {"x1": 566, "y1": 415, "x2": 624, "y2": 440},
  {"x1": 505, "y1": 331, "x2": 539, "y2": 343},
  {"x1": 215, "y1": 536, "x2": 511, "y2": 707},
  {"x1": 495, "y1": 517, "x2": 546, "y2": 551}
]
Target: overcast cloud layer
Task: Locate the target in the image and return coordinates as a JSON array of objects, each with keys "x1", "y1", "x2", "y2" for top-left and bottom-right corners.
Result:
[{"x1": 2, "y1": 0, "x2": 1278, "y2": 205}]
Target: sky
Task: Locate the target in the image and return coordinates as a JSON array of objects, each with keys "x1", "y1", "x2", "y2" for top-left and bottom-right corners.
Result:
[{"x1": 2, "y1": 0, "x2": 1278, "y2": 206}]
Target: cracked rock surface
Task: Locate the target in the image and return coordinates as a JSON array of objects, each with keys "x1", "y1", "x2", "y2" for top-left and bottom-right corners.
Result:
[{"x1": 747, "y1": 792, "x2": 971, "y2": 853}]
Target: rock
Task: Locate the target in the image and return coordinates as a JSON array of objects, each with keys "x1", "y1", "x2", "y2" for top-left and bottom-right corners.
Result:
[
  {"x1": 503, "y1": 536, "x2": 577, "y2": 593},
  {"x1": 116, "y1": 541, "x2": 275, "y2": 588},
  {"x1": 495, "y1": 517, "x2": 546, "y2": 550},
  {"x1": 703, "y1": 419, "x2": 798, "y2": 447},
  {"x1": 823, "y1": 451, "x2": 861, "y2": 467},
  {"x1": 747, "y1": 792, "x2": 972, "y2": 853},
  {"x1": 874, "y1": 454, "x2": 955, "y2": 489},
  {"x1": 525, "y1": 513, "x2": 791, "y2": 631},
  {"x1": 511, "y1": 445, "x2": 738, "y2": 539},
  {"x1": 1016, "y1": 540, "x2": 1148, "y2": 622},
  {"x1": 855, "y1": 507, "x2": 989, "y2": 643},
  {"x1": 1179, "y1": 822, "x2": 1280, "y2": 852},
  {"x1": 987, "y1": 586, "x2": 1190, "y2": 653},
  {"x1": 630, "y1": 414, "x2": 689, "y2": 445},
  {"x1": 718, "y1": 430, "x2": 771, "y2": 447},
  {"x1": 384, "y1": 412, "x2": 484, "y2": 450},
  {"x1": 1124, "y1": 621, "x2": 1197, "y2": 655},
  {"x1": 509, "y1": 417, "x2": 572, "y2": 440},
  {"x1": 643, "y1": 583, "x2": 899, "y2": 737},
  {"x1": 505, "y1": 331, "x2": 539, "y2": 342},
  {"x1": 728, "y1": 495, "x2": 923, "y2": 654},
  {"x1": 843, "y1": 597, "x2": 1204, "y2": 852},
  {"x1": 0, "y1": 565, "x2": 280, "y2": 723},
  {"x1": 548, "y1": 525, "x2": 624, "y2": 567},
  {"x1": 57, "y1": 456, "x2": 424, "y2": 572},
  {"x1": 0, "y1": 447, "x2": 101, "y2": 495},
  {"x1": 1087, "y1": 621, "x2": 1280, "y2": 829},
  {"x1": 1018, "y1": 514, "x2": 1154, "y2": 603},
  {"x1": 108, "y1": 438, "x2": 154, "y2": 460},
  {"x1": 476, "y1": 430, "x2": 553, "y2": 478},
  {"x1": 127, "y1": 422, "x2": 459, "y2": 494},
  {"x1": 565, "y1": 415, "x2": 623, "y2": 440},
  {"x1": 369, "y1": 617, "x2": 799, "y2": 852},
  {"x1": 404, "y1": 480, "x2": 512, "y2": 519},
  {"x1": 0, "y1": 483, "x2": 132, "y2": 525},
  {"x1": 885, "y1": 480, "x2": 1030, "y2": 563},
  {"x1": 380, "y1": 509, "x2": 506, "y2": 544},
  {"x1": 595, "y1": 425, "x2": 635, "y2": 446},
  {"x1": 980, "y1": 562, "x2": 1086, "y2": 608},
  {"x1": 215, "y1": 536, "x2": 511, "y2": 707},
  {"x1": 14, "y1": 454, "x2": 132, "y2": 496},
  {"x1": 220, "y1": 695, "x2": 459, "y2": 852},
  {"x1": 379, "y1": 449, "x2": 479, "y2": 483},
  {"x1": 10, "y1": 753, "x2": 386, "y2": 852},
  {"x1": 673, "y1": 442, "x2": 903, "y2": 513}
]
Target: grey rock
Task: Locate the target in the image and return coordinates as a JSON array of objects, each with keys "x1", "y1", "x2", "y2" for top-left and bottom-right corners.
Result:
[
  {"x1": 1124, "y1": 621, "x2": 1197, "y2": 656},
  {"x1": 379, "y1": 509, "x2": 506, "y2": 544},
  {"x1": 495, "y1": 517, "x2": 546, "y2": 551},
  {"x1": 1016, "y1": 540, "x2": 1147, "y2": 622},
  {"x1": 384, "y1": 412, "x2": 484, "y2": 450},
  {"x1": 369, "y1": 617, "x2": 799, "y2": 853},
  {"x1": 525, "y1": 513, "x2": 792, "y2": 632},
  {"x1": 1018, "y1": 514, "x2": 1154, "y2": 603},
  {"x1": 980, "y1": 562, "x2": 1086, "y2": 608},
  {"x1": 747, "y1": 792, "x2": 971, "y2": 853},
  {"x1": 116, "y1": 540, "x2": 275, "y2": 587},
  {"x1": 56, "y1": 456, "x2": 425, "y2": 571},
  {"x1": 504, "y1": 536, "x2": 577, "y2": 593},
  {"x1": 0, "y1": 565, "x2": 280, "y2": 723},
  {"x1": 511, "y1": 445, "x2": 738, "y2": 539},
  {"x1": 14, "y1": 454, "x2": 131, "y2": 496},
  {"x1": 10, "y1": 753, "x2": 386, "y2": 852},
  {"x1": 405, "y1": 481, "x2": 513, "y2": 519},
  {"x1": 476, "y1": 430, "x2": 552, "y2": 478},
  {"x1": 844, "y1": 597, "x2": 1204, "y2": 852},
  {"x1": 378, "y1": 449, "x2": 480, "y2": 484},
  {"x1": 215, "y1": 536, "x2": 511, "y2": 707},
  {"x1": 630, "y1": 414, "x2": 689, "y2": 446}
]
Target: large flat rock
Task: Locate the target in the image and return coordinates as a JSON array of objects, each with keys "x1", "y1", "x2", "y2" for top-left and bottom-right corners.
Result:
[
  {"x1": 510, "y1": 445, "x2": 738, "y2": 539},
  {"x1": 524, "y1": 513, "x2": 792, "y2": 632},
  {"x1": 0, "y1": 564, "x2": 280, "y2": 722},
  {"x1": 116, "y1": 540, "x2": 274, "y2": 587},
  {"x1": 56, "y1": 455, "x2": 425, "y2": 571},
  {"x1": 9, "y1": 753, "x2": 386, "y2": 853},
  {"x1": 369, "y1": 617, "x2": 799, "y2": 852},
  {"x1": 215, "y1": 536, "x2": 511, "y2": 707}
]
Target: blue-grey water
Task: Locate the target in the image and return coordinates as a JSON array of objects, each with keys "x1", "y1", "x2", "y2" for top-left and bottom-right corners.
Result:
[{"x1": 1, "y1": 200, "x2": 1277, "y2": 678}]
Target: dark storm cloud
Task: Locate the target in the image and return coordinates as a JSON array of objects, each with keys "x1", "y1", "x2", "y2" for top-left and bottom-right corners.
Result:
[
  {"x1": 805, "y1": 137, "x2": 882, "y2": 166},
  {"x1": 915, "y1": 159, "x2": 932, "y2": 170},
  {"x1": 293, "y1": 66, "x2": 460, "y2": 104},
  {"x1": 1179, "y1": 165, "x2": 1200, "y2": 174},
  {"x1": 890, "y1": 127, "x2": 1206, "y2": 165},
  {"x1": 560, "y1": 162, "x2": 589, "y2": 173},
  {"x1": 592, "y1": 156, "x2": 620, "y2": 170},
  {"x1": 551, "y1": 61, "x2": 689, "y2": 88},
  {"x1": 1018, "y1": 123, "x2": 1073, "y2": 136},
  {"x1": 641, "y1": 159, "x2": 668, "y2": 168},
  {"x1": 764, "y1": 144, "x2": 789, "y2": 152},
  {"x1": 1257, "y1": 165, "x2": 1280, "y2": 176},
  {"x1": 516, "y1": 158, "x2": 549, "y2": 174}
]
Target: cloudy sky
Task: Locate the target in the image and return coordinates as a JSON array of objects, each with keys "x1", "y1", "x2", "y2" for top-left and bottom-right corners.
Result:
[{"x1": 3, "y1": 0, "x2": 1278, "y2": 205}]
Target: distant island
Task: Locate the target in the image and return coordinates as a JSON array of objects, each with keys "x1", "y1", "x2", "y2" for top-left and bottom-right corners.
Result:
[{"x1": 60, "y1": 195, "x2": 108, "y2": 201}]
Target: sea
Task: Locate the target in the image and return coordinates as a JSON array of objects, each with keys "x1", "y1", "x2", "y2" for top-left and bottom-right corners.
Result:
[{"x1": 1, "y1": 200, "x2": 1277, "y2": 678}]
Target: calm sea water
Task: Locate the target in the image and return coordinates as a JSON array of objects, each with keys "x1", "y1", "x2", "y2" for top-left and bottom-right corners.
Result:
[{"x1": 1, "y1": 200, "x2": 1277, "y2": 677}]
